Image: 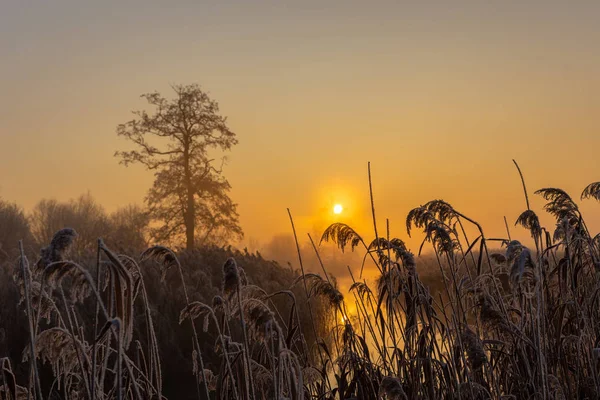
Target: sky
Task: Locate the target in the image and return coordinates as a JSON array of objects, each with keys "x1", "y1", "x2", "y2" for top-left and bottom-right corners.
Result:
[{"x1": 1, "y1": 1, "x2": 599, "y2": 266}]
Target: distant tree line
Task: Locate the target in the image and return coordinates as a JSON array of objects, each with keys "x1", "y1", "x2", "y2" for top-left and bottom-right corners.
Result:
[{"x1": 0, "y1": 194, "x2": 148, "y2": 262}]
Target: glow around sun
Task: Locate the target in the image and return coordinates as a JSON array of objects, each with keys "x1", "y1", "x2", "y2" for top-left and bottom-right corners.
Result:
[{"x1": 333, "y1": 204, "x2": 343, "y2": 214}]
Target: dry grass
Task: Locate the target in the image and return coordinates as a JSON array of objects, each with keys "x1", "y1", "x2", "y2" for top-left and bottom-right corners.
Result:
[{"x1": 2, "y1": 163, "x2": 599, "y2": 399}]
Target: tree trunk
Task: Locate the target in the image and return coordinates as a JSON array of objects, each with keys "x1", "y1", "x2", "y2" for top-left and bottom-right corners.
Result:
[
  {"x1": 185, "y1": 190, "x2": 195, "y2": 251},
  {"x1": 183, "y1": 138, "x2": 195, "y2": 251}
]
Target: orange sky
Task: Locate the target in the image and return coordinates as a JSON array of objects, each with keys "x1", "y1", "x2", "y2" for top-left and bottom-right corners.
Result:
[{"x1": 1, "y1": 1, "x2": 599, "y2": 259}]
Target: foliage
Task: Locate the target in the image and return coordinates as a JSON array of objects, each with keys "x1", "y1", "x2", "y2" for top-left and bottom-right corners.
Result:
[{"x1": 0, "y1": 235, "x2": 327, "y2": 399}]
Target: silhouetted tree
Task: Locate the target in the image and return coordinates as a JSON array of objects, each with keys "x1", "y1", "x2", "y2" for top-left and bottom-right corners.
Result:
[
  {"x1": 0, "y1": 199, "x2": 32, "y2": 261},
  {"x1": 115, "y1": 84, "x2": 242, "y2": 250},
  {"x1": 29, "y1": 193, "x2": 110, "y2": 254},
  {"x1": 29, "y1": 193, "x2": 149, "y2": 254},
  {"x1": 108, "y1": 204, "x2": 150, "y2": 252}
]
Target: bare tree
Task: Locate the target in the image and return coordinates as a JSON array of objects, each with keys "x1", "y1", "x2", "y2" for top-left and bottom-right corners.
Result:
[
  {"x1": 115, "y1": 84, "x2": 242, "y2": 250},
  {"x1": 108, "y1": 204, "x2": 150, "y2": 252},
  {"x1": 29, "y1": 193, "x2": 110, "y2": 254},
  {"x1": 0, "y1": 199, "x2": 32, "y2": 260}
]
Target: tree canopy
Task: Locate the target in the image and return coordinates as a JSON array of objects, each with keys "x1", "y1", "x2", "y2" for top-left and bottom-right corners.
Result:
[{"x1": 115, "y1": 84, "x2": 242, "y2": 250}]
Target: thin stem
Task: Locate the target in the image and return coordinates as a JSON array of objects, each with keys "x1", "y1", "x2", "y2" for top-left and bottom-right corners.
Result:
[
  {"x1": 504, "y1": 216, "x2": 512, "y2": 241},
  {"x1": 287, "y1": 209, "x2": 331, "y2": 391},
  {"x1": 91, "y1": 239, "x2": 102, "y2": 400},
  {"x1": 513, "y1": 159, "x2": 530, "y2": 210},
  {"x1": 20, "y1": 241, "x2": 43, "y2": 400}
]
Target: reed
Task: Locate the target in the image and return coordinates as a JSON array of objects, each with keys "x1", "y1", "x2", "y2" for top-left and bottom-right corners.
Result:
[{"x1": 2, "y1": 163, "x2": 599, "y2": 399}]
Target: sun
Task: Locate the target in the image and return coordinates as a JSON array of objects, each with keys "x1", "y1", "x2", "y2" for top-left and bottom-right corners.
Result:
[{"x1": 333, "y1": 204, "x2": 343, "y2": 214}]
